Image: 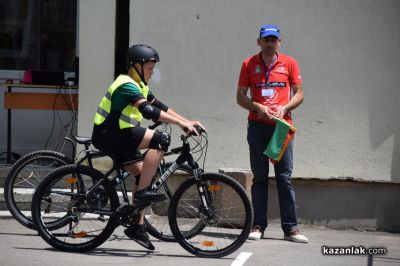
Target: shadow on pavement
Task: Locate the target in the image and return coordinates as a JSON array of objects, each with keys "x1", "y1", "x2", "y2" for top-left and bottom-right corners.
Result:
[{"x1": 14, "y1": 245, "x2": 231, "y2": 260}]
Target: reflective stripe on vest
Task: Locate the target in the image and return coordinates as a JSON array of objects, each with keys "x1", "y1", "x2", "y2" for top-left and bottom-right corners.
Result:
[
  {"x1": 93, "y1": 75, "x2": 149, "y2": 129},
  {"x1": 120, "y1": 113, "x2": 140, "y2": 128}
]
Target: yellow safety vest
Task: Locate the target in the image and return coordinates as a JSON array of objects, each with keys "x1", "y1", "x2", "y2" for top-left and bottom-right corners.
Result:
[{"x1": 93, "y1": 75, "x2": 149, "y2": 129}]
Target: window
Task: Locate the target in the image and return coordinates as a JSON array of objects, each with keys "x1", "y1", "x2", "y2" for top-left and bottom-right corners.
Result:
[{"x1": 0, "y1": 0, "x2": 77, "y2": 71}]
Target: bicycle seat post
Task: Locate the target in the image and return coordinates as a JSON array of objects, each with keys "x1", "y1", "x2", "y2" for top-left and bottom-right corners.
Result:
[{"x1": 84, "y1": 142, "x2": 95, "y2": 168}]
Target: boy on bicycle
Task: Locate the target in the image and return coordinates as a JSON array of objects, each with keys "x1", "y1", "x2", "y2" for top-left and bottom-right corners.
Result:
[{"x1": 92, "y1": 44, "x2": 205, "y2": 250}]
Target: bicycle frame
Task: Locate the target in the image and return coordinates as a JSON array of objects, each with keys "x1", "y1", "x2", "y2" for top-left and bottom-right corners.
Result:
[
  {"x1": 85, "y1": 133, "x2": 212, "y2": 217},
  {"x1": 68, "y1": 137, "x2": 106, "y2": 168},
  {"x1": 153, "y1": 140, "x2": 212, "y2": 216}
]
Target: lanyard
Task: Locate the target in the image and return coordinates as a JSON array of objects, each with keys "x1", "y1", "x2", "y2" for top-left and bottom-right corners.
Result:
[{"x1": 260, "y1": 53, "x2": 277, "y2": 85}]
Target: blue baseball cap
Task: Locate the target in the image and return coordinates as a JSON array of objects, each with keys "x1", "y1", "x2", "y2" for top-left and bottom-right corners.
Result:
[{"x1": 259, "y1": 24, "x2": 280, "y2": 38}]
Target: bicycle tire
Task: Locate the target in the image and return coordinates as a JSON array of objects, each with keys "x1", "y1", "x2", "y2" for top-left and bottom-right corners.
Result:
[
  {"x1": 32, "y1": 164, "x2": 120, "y2": 252},
  {"x1": 168, "y1": 173, "x2": 253, "y2": 258},
  {"x1": 145, "y1": 163, "x2": 206, "y2": 242},
  {"x1": 4, "y1": 150, "x2": 71, "y2": 229}
]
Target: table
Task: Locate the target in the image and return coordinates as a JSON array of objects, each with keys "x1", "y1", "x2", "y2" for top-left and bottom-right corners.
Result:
[{"x1": 1, "y1": 83, "x2": 78, "y2": 163}]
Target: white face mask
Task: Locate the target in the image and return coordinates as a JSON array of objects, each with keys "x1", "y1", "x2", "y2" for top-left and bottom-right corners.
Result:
[{"x1": 150, "y1": 67, "x2": 161, "y2": 83}]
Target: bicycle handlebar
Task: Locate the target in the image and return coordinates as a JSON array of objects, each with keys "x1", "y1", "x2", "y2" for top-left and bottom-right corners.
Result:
[
  {"x1": 180, "y1": 125, "x2": 206, "y2": 142},
  {"x1": 149, "y1": 122, "x2": 206, "y2": 138},
  {"x1": 68, "y1": 122, "x2": 203, "y2": 147}
]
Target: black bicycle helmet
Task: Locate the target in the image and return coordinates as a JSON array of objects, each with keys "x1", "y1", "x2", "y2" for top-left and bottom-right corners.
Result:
[
  {"x1": 127, "y1": 44, "x2": 159, "y2": 66},
  {"x1": 127, "y1": 44, "x2": 159, "y2": 85}
]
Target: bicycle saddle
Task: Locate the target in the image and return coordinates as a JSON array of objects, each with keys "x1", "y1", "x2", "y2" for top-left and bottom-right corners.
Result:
[{"x1": 73, "y1": 136, "x2": 92, "y2": 144}]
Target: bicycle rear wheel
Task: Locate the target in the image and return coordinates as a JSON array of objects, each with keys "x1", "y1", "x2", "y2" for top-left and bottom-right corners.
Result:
[
  {"x1": 4, "y1": 150, "x2": 71, "y2": 229},
  {"x1": 31, "y1": 164, "x2": 119, "y2": 252},
  {"x1": 168, "y1": 173, "x2": 253, "y2": 258},
  {"x1": 144, "y1": 163, "x2": 206, "y2": 242}
]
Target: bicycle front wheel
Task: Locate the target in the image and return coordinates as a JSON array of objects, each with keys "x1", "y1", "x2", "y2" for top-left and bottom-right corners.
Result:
[
  {"x1": 31, "y1": 164, "x2": 120, "y2": 252},
  {"x1": 4, "y1": 150, "x2": 71, "y2": 229},
  {"x1": 144, "y1": 163, "x2": 206, "y2": 242},
  {"x1": 168, "y1": 173, "x2": 253, "y2": 258}
]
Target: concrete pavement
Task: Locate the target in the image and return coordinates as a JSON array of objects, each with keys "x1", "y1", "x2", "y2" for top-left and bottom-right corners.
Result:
[{"x1": 0, "y1": 216, "x2": 399, "y2": 266}]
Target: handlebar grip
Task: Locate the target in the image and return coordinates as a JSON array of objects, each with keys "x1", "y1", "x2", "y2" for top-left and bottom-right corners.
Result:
[
  {"x1": 185, "y1": 128, "x2": 201, "y2": 139},
  {"x1": 194, "y1": 125, "x2": 205, "y2": 134},
  {"x1": 184, "y1": 126, "x2": 205, "y2": 138}
]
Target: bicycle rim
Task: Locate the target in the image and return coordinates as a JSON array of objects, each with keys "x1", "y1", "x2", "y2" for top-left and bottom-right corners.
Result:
[
  {"x1": 32, "y1": 165, "x2": 119, "y2": 252},
  {"x1": 4, "y1": 151, "x2": 70, "y2": 229},
  {"x1": 169, "y1": 173, "x2": 253, "y2": 258}
]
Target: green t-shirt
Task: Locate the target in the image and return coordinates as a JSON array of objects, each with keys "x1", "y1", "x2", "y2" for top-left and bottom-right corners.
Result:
[
  {"x1": 110, "y1": 82, "x2": 144, "y2": 112},
  {"x1": 98, "y1": 82, "x2": 158, "y2": 128}
]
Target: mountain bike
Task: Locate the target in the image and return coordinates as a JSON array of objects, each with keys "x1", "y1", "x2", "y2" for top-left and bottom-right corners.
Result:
[
  {"x1": 31, "y1": 127, "x2": 253, "y2": 258},
  {"x1": 4, "y1": 123, "x2": 190, "y2": 242}
]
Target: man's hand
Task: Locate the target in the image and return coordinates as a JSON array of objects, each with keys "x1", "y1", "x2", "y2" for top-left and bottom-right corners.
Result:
[
  {"x1": 274, "y1": 105, "x2": 287, "y2": 119},
  {"x1": 255, "y1": 104, "x2": 275, "y2": 121}
]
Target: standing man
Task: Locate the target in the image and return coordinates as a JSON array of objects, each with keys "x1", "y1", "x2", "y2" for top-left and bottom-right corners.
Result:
[{"x1": 236, "y1": 24, "x2": 308, "y2": 243}]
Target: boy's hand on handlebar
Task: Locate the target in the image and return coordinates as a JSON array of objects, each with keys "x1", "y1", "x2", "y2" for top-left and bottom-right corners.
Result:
[
  {"x1": 189, "y1": 120, "x2": 206, "y2": 133},
  {"x1": 179, "y1": 121, "x2": 200, "y2": 136}
]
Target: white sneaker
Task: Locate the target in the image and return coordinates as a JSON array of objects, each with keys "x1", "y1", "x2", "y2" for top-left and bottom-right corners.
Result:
[
  {"x1": 248, "y1": 225, "x2": 264, "y2": 240},
  {"x1": 284, "y1": 229, "x2": 309, "y2": 243}
]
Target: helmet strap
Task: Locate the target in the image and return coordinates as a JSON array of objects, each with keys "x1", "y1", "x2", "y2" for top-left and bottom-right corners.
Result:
[
  {"x1": 140, "y1": 64, "x2": 147, "y2": 85},
  {"x1": 131, "y1": 63, "x2": 147, "y2": 86}
]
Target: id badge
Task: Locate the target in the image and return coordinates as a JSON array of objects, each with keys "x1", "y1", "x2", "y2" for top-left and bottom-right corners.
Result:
[{"x1": 262, "y1": 88, "x2": 274, "y2": 97}]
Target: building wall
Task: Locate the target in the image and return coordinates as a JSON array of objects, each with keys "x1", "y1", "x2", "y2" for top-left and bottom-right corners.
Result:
[
  {"x1": 78, "y1": 0, "x2": 400, "y2": 182},
  {"x1": 77, "y1": 0, "x2": 116, "y2": 138},
  {"x1": 221, "y1": 170, "x2": 400, "y2": 232}
]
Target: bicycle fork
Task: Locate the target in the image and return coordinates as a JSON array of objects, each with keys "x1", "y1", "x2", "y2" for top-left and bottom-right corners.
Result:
[{"x1": 192, "y1": 168, "x2": 215, "y2": 219}]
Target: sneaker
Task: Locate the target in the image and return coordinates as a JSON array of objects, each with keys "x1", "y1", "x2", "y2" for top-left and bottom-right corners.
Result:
[
  {"x1": 124, "y1": 224, "x2": 155, "y2": 250},
  {"x1": 284, "y1": 229, "x2": 309, "y2": 243},
  {"x1": 134, "y1": 187, "x2": 167, "y2": 204},
  {"x1": 248, "y1": 225, "x2": 264, "y2": 240}
]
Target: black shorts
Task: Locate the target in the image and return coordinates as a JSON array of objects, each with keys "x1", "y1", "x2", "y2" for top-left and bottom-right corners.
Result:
[{"x1": 92, "y1": 124, "x2": 146, "y2": 162}]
